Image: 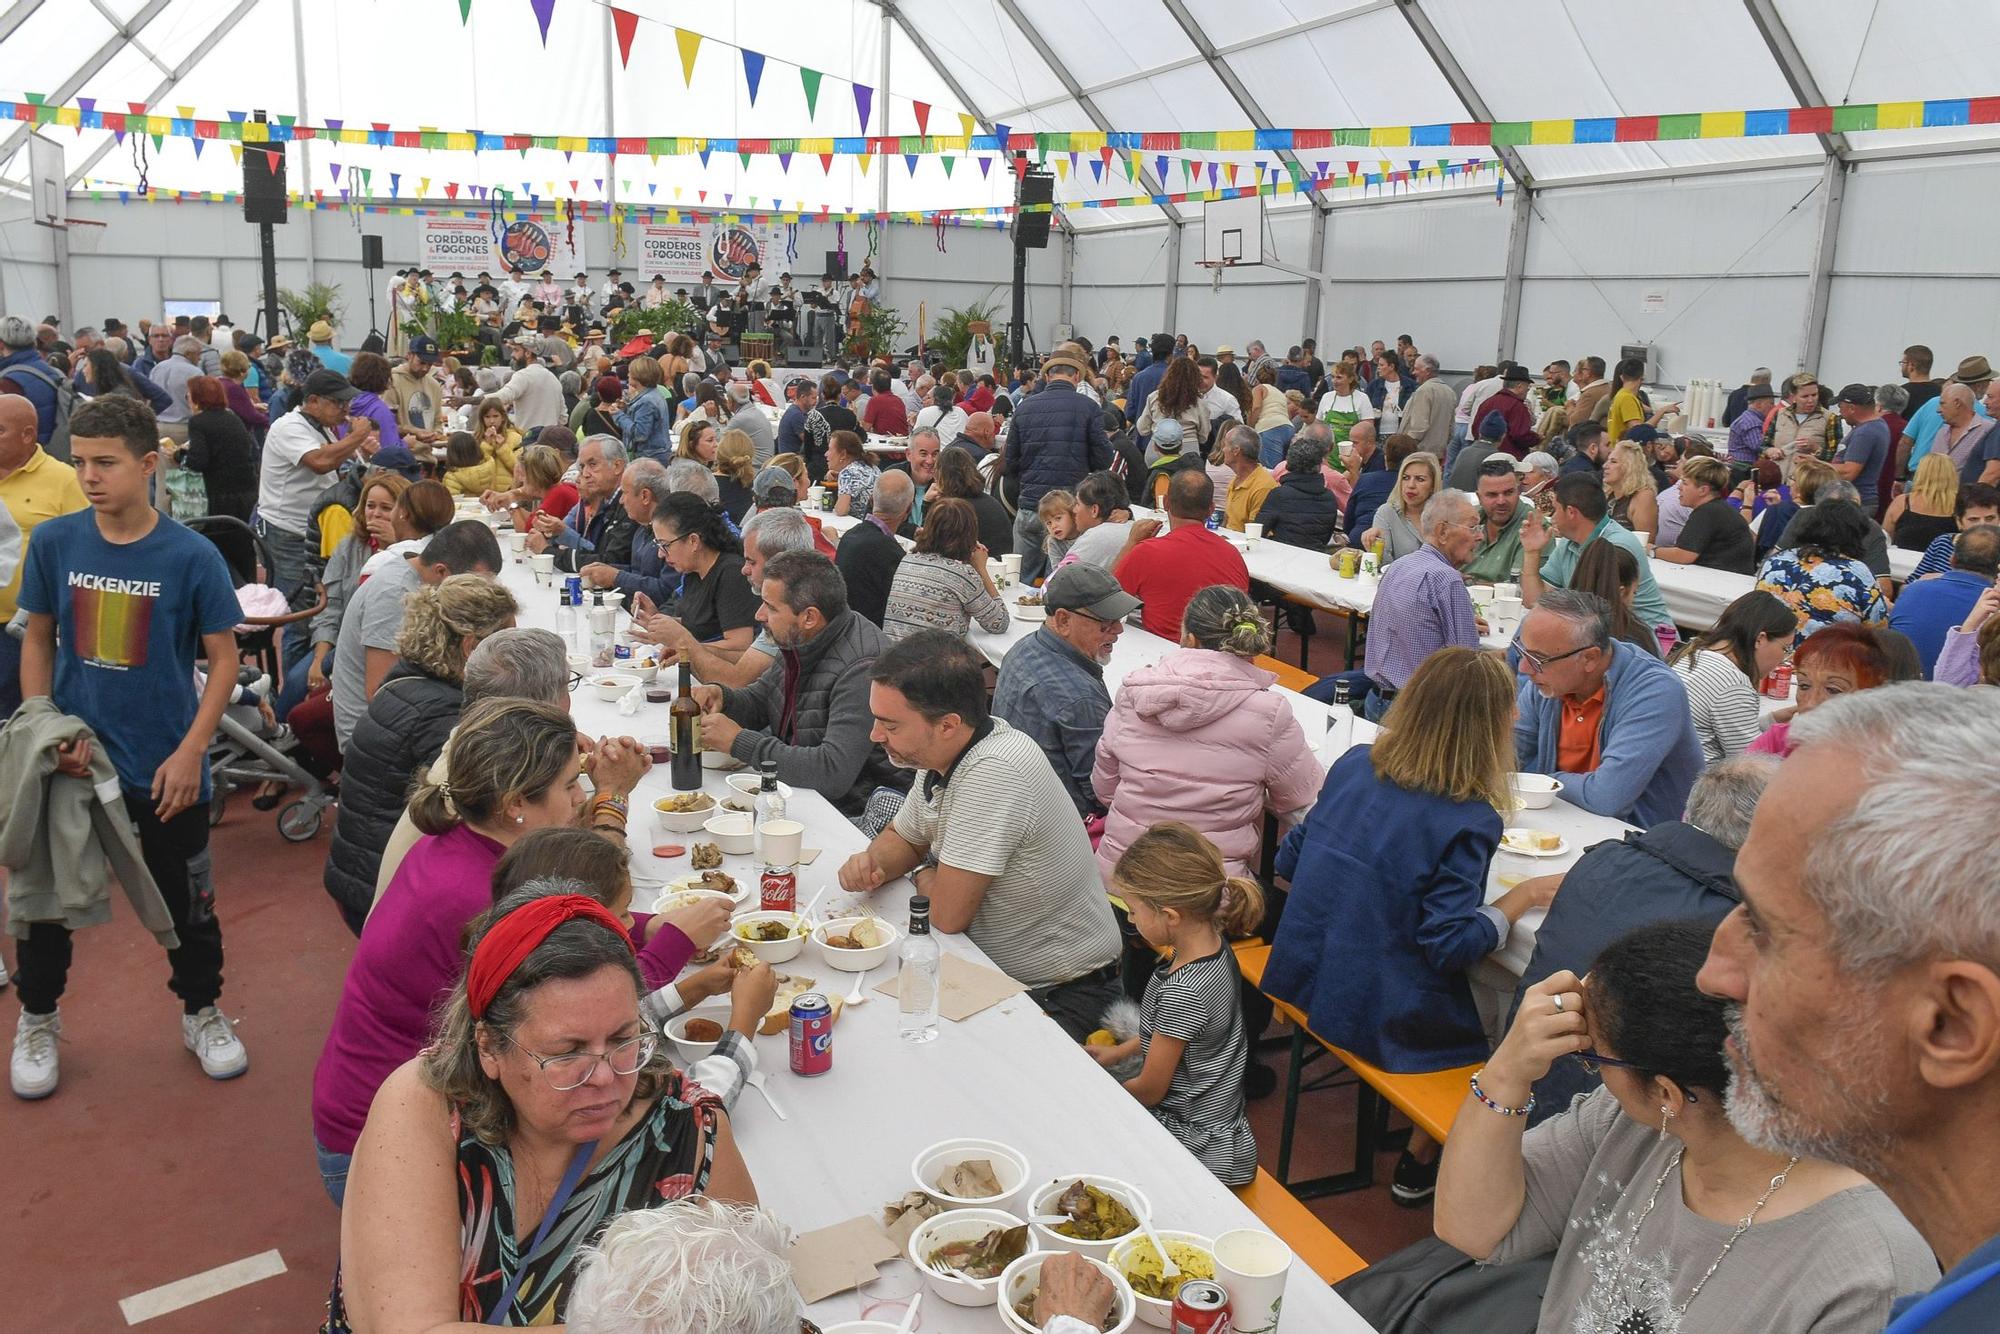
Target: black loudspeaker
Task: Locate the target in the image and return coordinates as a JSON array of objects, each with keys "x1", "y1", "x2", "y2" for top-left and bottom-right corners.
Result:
[
  {"x1": 242, "y1": 138, "x2": 288, "y2": 225},
  {"x1": 823, "y1": 249, "x2": 844, "y2": 279},
  {"x1": 1014, "y1": 168, "x2": 1054, "y2": 249},
  {"x1": 361, "y1": 235, "x2": 384, "y2": 270}
]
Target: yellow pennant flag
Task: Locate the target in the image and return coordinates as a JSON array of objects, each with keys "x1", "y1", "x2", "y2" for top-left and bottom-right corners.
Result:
[
  {"x1": 228, "y1": 144, "x2": 242, "y2": 164},
  {"x1": 857, "y1": 154, "x2": 871, "y2": 176},
  {"x1": 675, "y1": 28, "x2": 702, "y2": 86},
  {"x1": 958, "y1": 112, "x2": 975, "y2": 141}
]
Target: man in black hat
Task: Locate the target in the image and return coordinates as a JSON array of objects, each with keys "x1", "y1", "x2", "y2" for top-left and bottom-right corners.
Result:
[
  {"x1": 257, "y1": 369, "x2": 379, "y2": 606},
  {"x1": 1726, "y1": 380, "x2": 1776, "y2": 485},
  {"x1": 601, "y1": 268, "x2": 625, "y2": 307},
  {"x1": 1474, "y1": 363, "x2": 1544, "y2": 458}
]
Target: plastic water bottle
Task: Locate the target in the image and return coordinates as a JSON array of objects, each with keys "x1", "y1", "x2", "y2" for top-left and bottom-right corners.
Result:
[
  {"x1": 1326, "y1": 680, "x2": 1355, "y2": 758},
  {"x1": 555, "y1": 585, "x2": 577, "y2": 648},
  {"x1": 898, "y1": 895, "x2": 941, "y2": 1044},
  {"x1": 752, "y1": 761, "x2": 786, "y2": 861}
]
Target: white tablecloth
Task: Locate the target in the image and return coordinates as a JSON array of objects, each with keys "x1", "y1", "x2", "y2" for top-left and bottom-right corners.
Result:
[
  {"x1": 498, "y1": 556, "x2": 1374, "y2": 1332},
  {"x1": 1889, "y1": 544, "x2": 1922, "y2": 580}
]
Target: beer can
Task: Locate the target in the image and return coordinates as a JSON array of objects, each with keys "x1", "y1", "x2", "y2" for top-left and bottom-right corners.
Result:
[
  {"x1": 789, "y1": 992, "x2": 833, "y2": 1076},
  {"x1": 760, "y1": 867, "x2": 798, "y2": 913},
  {"x1": 1337, "y1": 548, "x2": 1360, "y2": 578},
  {"x1": 564, "y1": 575, "x2": 583, "y2": 606},
  {"x1": 1170, "y1": 1279, "x2": 1233, "y2": 1333}
]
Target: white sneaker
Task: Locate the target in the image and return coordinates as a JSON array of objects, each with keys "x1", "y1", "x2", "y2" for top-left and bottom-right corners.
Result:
[
  {"x1": 181, "y1": 1006, "x2": 248, "y2": 1080},
  {"x1": 0, "y1": 954, "x2": 10, "y2": 987},
  {"x1": 12, "y1": 1009, "x2": 59, "y2": 1099}
]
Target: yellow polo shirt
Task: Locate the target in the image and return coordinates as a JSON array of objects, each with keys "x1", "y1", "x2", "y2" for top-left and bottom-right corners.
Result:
[
  {"x1": 1225, "y1": 466, "x2": 1279, "y2": 533},
  {"x1": 0, "y1": 448, "x2": 87, "y2": 620}
]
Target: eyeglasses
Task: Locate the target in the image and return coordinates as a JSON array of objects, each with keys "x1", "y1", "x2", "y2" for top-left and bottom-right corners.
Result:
[
  {"x1": 1518, "y1": 641, "x2": 1595, "y2": 674},
  {"x1": 655, "y1": 531, "x2": 695, "y2": 553},
  {"x1": 1566, "y1": 1050, "x2": 1699, "y2": 1100},
  {"x1": 505, "y1": 1032, "x2": 658, "y2": 1091}
]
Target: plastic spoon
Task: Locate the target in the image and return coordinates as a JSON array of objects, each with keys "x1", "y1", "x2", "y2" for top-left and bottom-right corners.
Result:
[
  {"x1": 893, "y1": 1291, "x2": 922, "y2": 1334},
  {"x1": 843, "y1": 962, "x2": 871, "y2": 1007}
]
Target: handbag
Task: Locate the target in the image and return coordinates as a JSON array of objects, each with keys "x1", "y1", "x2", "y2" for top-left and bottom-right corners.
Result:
[
  {"x1": 162, "y1": 455, "x2": 209, "y2": 522},
  {"x1": 1334, "y1": 1235, "x2": 1549, "y2": 1334}
]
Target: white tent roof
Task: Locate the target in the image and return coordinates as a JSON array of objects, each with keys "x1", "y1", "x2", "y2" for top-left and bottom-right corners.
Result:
[{"x1": 3, "y1": 0, "x2": 1996, "y2": 230}]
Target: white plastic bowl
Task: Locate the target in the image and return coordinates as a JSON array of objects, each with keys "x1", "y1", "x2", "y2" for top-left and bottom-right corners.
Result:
[
  {"x1": 996, "y1": 1252, "x2": 1136, "y2": 1334},
  {"x1": 1508, "y1": 772, "x2": 1564, "y2": 810},
  {"x1": 819, "y1": 1325, "x2": 900, "y2": 1334},
  {"x1": 662, "y1": 1007, "x2": 730, "y2": 1065},
  {"x1": 701, "y1": 750, "x2": 745, "y2": 771},
  {"x1": 725, "y1": 771, "x2": 796, "y2": 800},
  {"x1": 650, "y1": 886, "x2": 738, "y2": 917},
  {"x1": 1027, "y1": 1176, "x2": 1153, "y2": 1259},
  {"x1": 650, "y1": 791, "x2": 716, "y2": 833},
  {"x1": 591, "y1": 673, "x2": 638, "y2": 701},
  {"x1": 728, "y1": 910, "x2": 808, "y2": 964},
  {"x1": 701, "y1": 813, "x2": 755, "y2": 856},
  {"x1": 813, "y1": 915, "x2": 900, "y2": 972},
  {"x1": 1108, "y1": 1231, "x2": 1217, "y2": 1328},
  {"x1": 911, "y1": 1137, "x2": 1031, "y2": 1215},
  {"x1": 906, "y1": 1207, "x2": 1033, "y2": 1308}
]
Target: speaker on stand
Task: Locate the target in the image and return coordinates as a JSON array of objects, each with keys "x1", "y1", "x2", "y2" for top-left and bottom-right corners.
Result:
[
  {"x1": 1008, "y1": 159, "x2": 1055, "y2": 371},
  {"x1": 241, "y1": 111, "x2": 288, "y2": 344},
  {"x1": 361, "y1": 235, "x2": 384, "y2": 340}
]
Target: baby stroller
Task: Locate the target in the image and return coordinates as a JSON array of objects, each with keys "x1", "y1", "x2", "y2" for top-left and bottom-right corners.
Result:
[{"x1": 186, "y1": 515, "x2": 336, "y2": 842}]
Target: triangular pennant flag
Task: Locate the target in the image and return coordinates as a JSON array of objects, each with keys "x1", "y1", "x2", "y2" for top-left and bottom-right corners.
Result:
[
  {"x1": 819, "y1": 152, "x2": 834, "y2": 173},
  {"x1": 457, "y1": 0, "x2": 472, "y2": 22},
  {"x1": 904, "y1": 154, "x2": 918, "y2": 176},
  {"x1": 1088, "y1": 159, "x2": 1102, "y2": 182},
  {"x1": 1155, "y1": 154, "x2": 1168, "y2": 184},
  {"x1": 610, "y1": 7, "x2": 639, "y2": 67},
  {"x1": 857, "y1": 154, "x2": 872, "y2": 176},
  {"x1": 674, "y1": 27, "x2": 702, "y2": 86},
  {"x1": 740, "y1": 151, "x2": 752, "y2": 169},
  {"x1": 1054, "y1": 158, "x2": 1068, "y2": 181},
  {"x1": 529, "y1": 0, "x2": 556, "y2": 46},
  {"x1": 1225, "y1": 163, "x2": 1237, "y2": 186},
  {"x1": 913, "y1": 101, "x2": 931, "y2": 137},
  {"x1": 977, "y1": 156, "x2": 991, "y2": 178},
  {"x1": 330, "y1": 162, "x2": 342, "y2": 182},
  {"x1": 942, "y1": 156, "x2": 955, "y2": 178},
  {"x1": 647, "y1": 182, "x2": 657, "y2": 195},
  {"x1": 419, "y1": 176, "x2": 430, "y2": 195},
  {"x1": 594, "y1": 178, "x2": 602, "y2": 191},
  {"x1": 800, "y1": 68, "x2": 823, "y2": 120},
  {"x1": 191, "y1": 138, "x2": 204, "y2": 159},
  {"x1": 852, "y1": 83, "x2": 873, "y2": 133},
  {"x1": 741, "y1": 49, "x2": 766, "y2": 105},
  {"x1": 390, "y1": 172, "x2": 401, "y2": 196},
  {"x1": 698, "y1": 147, "x2": 712, "y2": 169},
  {"x1": 698, "y1": 190, "x2": 707, "y2": 202},
  {"x1": 958, "y1": 112, "x2": 975, "y2": 141},
  {"x1": 778, "y1": 152, "x2": 792, "y2": 172}
]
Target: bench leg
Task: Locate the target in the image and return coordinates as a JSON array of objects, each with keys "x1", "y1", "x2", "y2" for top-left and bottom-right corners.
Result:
[
  {"x1": 1275, "y1": 1039, "x2": 1382, "y2": 1199},
  {"x1": 1275, "y1": 1029, "x2": 1305, "y2": 1183}
]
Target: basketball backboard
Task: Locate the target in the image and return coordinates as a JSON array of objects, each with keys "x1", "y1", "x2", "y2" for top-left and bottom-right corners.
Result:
[
  {"x1": 27, "y1": 134, "x2": 64, "y2": 229},
  {"x1": 1203, "y1": 193, "x2": 1266, "y2": 268}
]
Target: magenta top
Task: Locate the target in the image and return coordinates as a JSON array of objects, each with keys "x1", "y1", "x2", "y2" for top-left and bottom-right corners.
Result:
[
  {"x1": 1745, "y1": 720, "x2": 1793, "y2": 758},
  {"x1": 310, "y1": 824, "x2": 694, "y2": 1155}
]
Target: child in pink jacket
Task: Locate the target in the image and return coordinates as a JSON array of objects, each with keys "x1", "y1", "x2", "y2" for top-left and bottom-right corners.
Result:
[{"x1": 1093, "y1": 586, "x2": 1324, "y2": 881}]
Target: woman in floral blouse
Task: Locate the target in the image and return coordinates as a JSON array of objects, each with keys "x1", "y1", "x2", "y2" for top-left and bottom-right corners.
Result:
[{"x1": 1756, "y1": 499, "x2": 1888, "y2": 648}]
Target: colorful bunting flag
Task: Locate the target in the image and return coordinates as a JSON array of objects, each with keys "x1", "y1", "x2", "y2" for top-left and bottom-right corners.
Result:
[
  {"x1": 675, "y1": 27, "x2": 702, "y2": 86},
  {"x1": 610, "y1": 7, "x2": 639, "y2": 67},
  {"x1": 529, "y1": 0, "x2": 556, "y2": 45},
  {"x1": 800, "y1": 68, "x2": 823, "y2": 120},
  {"x1": 741, "y1": 49, "x2": 766, "y2": 105}
]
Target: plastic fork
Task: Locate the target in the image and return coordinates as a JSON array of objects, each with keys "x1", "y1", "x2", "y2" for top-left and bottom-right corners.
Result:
[{"x1": 1136, "y1": 1215, "x2": 1181, "y2": 1280}]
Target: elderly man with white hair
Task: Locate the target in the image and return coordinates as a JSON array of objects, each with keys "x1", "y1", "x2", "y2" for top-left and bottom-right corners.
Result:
[
  {"x1": 1403, "y1": 351, "x2": 1458, "y2": 457},
  {"x1": 1698, "y1": 684, "x2": 2000, "y2": 1328},
  {"x1": 532, "y1": 435, "x2": 633, "y2": 574},
  {"x1": 147, "y1": 334, "x2": 206, "y2": 436},
  {"x1": 1360, "y1": 488, "x2": 1486, "y2": 720},
  {"x1": 725, "y1": 378, "x2": 776, "y2": 466}
]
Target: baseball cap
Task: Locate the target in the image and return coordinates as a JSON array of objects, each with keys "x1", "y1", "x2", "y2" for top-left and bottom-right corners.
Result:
[
  {"x1": 753, "y1": 465, "x2": 798, "y2": 504},
  {"x1": 302, "y1": 369, "x2": 357, "y2": 403},
  {"x1": 1152, "y1": 418, "x2": 1185, "y2": 452},
  {"x1": 408, "y1": 334, "x2": 441, "y2": 364},
  {"x1": 1836, "y1": 382, "x2": 1875, "y2": 407},
  {"x1": 1486, "y1": 450, "x2": 1531, "y2": 474},
  {"x1": 1044, "y1": 561, "x2": 1141, "y2": 621},
  {"x1": 1622, "y1": 423, "x2": 1662, "y2": 444}
]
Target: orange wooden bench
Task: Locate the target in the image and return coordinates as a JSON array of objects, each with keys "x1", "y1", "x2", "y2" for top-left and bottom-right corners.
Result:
[
  {"x1": 1238, "y1": 944, "x2": 1480, "y2": 1198},
  {"x1": 1233, "y1": 1167, "x2": 1368, "y2": 1285}
]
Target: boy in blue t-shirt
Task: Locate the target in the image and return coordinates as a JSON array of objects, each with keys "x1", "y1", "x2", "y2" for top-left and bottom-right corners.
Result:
[{"x1": 11, "y1": 393, "x2": 248, "y2": 1101}]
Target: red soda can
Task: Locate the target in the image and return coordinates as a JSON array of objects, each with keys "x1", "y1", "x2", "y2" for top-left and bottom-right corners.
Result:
[
  {"x1": 789, "y1": 992, "x2": 833, "y2": 1076},
  {"x1": 1763, "y1": 662, "x2": 1794, "y2": 699},
  {"x1": 760, "y1": 867, "x2": 798, "y2": 913},
  {"x1": 1170, "y1": 1280, "x2": 1233, "y2": 1333}
]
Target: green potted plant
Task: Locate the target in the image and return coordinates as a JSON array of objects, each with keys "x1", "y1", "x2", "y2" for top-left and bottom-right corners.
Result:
[
  {"x1": 846, "y1": 301, "x2": 906, "y2": 363},
  {"x1": 425, "y1": 308, "x2": 480, "y2": 358},
  {"x1": 930, "y1": 301, "x2": 1008, "y2": 370},
  {"x1": 276, "y1": 281, "x2": 345, "y2": 338},
  {"x1": 609, "y1": 300, "x2": 695, "y2": 346}
]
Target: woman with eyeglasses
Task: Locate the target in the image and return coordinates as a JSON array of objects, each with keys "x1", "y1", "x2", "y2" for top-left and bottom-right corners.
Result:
[
  {"x1": 652, "y1": 491, "x2": 758, "y2": 658},
  {"x1": 1264, "y1": 648, "x2": 1556, "y2": 1208},
  {"x1": 1436, "y1": 920, "x2": 1936, "y2": 1334},
  {"x1": 312, "y1": 699, "x2": 713, "y2": 1208},
  {"x1": 331, "y1": 882, "x2": 757, "y2": 1330}
]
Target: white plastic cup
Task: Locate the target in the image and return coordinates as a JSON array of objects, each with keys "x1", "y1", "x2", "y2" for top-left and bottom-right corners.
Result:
[
  {"x1": 1492, "y1": 595, "x2": 1524, "y2": 623},
  {"x1": 1494, "y1": 581, "x2": 1520, "y2": 600},
  {"x1": 1001, "y1": 553, "x2": 1023, "y2": 582},
  {"x1": 1469, "y1": 583, "x2": 1496, "y2": 603},
  {"x1": 1214, "y1": 1228, "x2": 1291, "y2": 1334},
  {"x1": 529, "y1": 552, "x2": 556, "y2": 581},
  {"x1": 1245, "y1": 522, "x2": 1264, "y2": 544},
  {"x1": 757, "y1": 817, "x2": 804, "y2": 868}
]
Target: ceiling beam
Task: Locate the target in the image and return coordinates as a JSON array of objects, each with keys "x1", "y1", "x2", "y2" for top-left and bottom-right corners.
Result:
[
  {"x1": 0, "y1": 0, "x2": 175, "y2": 166},
  {"x1": 60, "y1": 0, "x2": 263, "y2": 187},
  {"x1": 0, "y1": 0, "x2": 46, "y2": 45},
  {"x1": 1393, "y1": 0, "x2": 1533, "y2": 190},
  {"x1": 1742, "y1": 0, "x2": 1849, "y2": 162},
  {"x1": 873, "y1": 1, "x2": 1072, "y2": 237},
  {"x1": 988, "y1": 0, "x2": 1185, "y2": 226},
  {"x1": 985, "y1": 1, "x2": 1397, "y2": 123},
  {"x1": 1156, "y1": 0, "x2": 1330, "y2": 209}
]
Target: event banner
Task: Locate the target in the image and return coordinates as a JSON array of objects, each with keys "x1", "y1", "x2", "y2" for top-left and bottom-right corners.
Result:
[
  {"x1": 420, "y1": 214, "x2": 586, "y2": 275},
  {"x1": 637, "y1": 220, "x2": 785, "y2": 283}
]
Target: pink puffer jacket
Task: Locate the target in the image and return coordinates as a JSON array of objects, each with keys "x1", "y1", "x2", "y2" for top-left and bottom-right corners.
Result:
[{"x1": 1092, "y1": 648, "x2": 1325, "y2": 880}]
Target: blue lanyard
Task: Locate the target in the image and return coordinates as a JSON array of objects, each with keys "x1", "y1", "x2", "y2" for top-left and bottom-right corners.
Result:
[
  {"x1": 1883, "y1": 1258, "x2": 2000, "y2": 1334},
  {"x1": 486, "y1": 1140, "x2": 597, "y2": 1325}
]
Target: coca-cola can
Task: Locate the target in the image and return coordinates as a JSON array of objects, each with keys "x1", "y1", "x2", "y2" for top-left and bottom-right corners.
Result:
[
  {"x1": 1763, "y1": 662, "x2": 1794, "y2": 700},
  {"x1": 789, "y1": 992, "x2": 833, "y2": 1076},
  {"x1": 1170, "y1": 1279, "x2": 1233, "y2": 1333},
  {"x1": 760, "y1": 867, "x2": 797, "y2": 913}
]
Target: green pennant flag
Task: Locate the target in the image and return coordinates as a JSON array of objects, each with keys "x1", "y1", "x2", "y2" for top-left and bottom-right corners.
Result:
[
  {"x1": 740, "y1": 151, "x2": 752, "y2": 169},
  {"x1": 941, "y1": 156, "x2": 954, "y2": 177},
  {"x1": 800, "y1": 68, "x2": 823, "y2": 120},
  {"x1": 457, "y1": 0, "x2": 472, "y2": 22}
]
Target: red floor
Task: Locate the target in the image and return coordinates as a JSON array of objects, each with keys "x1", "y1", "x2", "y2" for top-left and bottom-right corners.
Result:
[{"x1": 0, "y1": 613, "x2": 1417, "y2": 1330}]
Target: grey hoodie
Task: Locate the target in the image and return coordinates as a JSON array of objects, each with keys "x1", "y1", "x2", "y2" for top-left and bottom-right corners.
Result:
[{"x1": 0, "y1": 698, "x2": 178, "y2": 945}]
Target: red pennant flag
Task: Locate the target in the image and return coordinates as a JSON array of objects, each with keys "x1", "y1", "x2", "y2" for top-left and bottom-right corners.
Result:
[
  {"x1": 610, "y1": 7, "x2": 639, "y2": 67},
  {"x1": 913, "y1": 101, "x2": 930, "y2": 137},
  {"x1": 818, "y1": 153, "x2": 834, "y2": 173},
  {"x1": 1013, "y1": 155, "x2": 1029, "y2": 180},
  {"x1": 445, "y1": 182, "x2": 460, "y2": 199},
  {"x1": 698, "y1": 190, "x2": 707, "y2": 202}
]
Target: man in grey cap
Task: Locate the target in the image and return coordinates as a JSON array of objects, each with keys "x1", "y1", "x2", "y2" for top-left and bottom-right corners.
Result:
[
  {"x1": 726, "y1": 380, "x2": 776, "y2": 466},
  {"x1": 494, "y1": 334, "x2": 565, "y2": 430},
  {"x1": 990, "y1": 561, "x2": 1136, "y2": 817},
  {"x1": 258, "y1": 369, "x2": 379, "y2": 608}
]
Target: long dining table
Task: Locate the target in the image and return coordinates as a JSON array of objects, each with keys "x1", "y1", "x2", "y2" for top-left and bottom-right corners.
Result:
[{"x1": 497, "y1": 550, "x2": 1378, "y2": 1331}]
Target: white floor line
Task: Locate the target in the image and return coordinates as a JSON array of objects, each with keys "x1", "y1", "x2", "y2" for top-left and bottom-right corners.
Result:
[{"x1": 118, "y1": 1249, "x2": 287, "y2": 1325}]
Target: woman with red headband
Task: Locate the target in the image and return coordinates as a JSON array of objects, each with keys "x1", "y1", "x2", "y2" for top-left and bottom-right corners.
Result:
[{"x1": 333, "y1": 883, "x2": 757, "y2": 1329}]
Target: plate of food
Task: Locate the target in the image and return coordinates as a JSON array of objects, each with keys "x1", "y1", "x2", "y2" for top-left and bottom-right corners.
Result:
[
  {"x1": 998, "y1": 1252, "x2": 1136, "y2": 1334},
  {"x1": 651, "y1": 790, "x2": 716, "y2": 833},
  {"x1": 1027, "y1": 1176, "x2": 1151, "y2": 1259},
  {"x1": 1011, "y1": 594, "x2": 1048, "y2": 622},
  {"x1": 729, "y1": 910, "x2": 809, "y2": 963},
  {"x1": 661, "y1": 869, "x2": 750, "y2": 908},
  {"x1": 1499, "y1": 828, "x2": 1569, "y2": 858},
  {"x1": 1109, "y1": 1232, "x2": 1217, "y2": 1328},
  {"x1": 909, "y1": 1208, "x2": 1031, "y2": 1307}
]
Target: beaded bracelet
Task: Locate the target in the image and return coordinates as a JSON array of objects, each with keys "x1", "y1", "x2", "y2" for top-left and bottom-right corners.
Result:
[
  {"x1": 1469, "y1": 1070, "x2": 1535, "y2": 1118},
  {"x1": 592, "y1": 795, "x2": 630, "y2": 817}
]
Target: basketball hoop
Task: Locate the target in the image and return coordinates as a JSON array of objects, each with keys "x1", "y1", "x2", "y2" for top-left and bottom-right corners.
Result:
[{"x1": 1199, "y1": 259, "x2": 1234, "y2": 292}]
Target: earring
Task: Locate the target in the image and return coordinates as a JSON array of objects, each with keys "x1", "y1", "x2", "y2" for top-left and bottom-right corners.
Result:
[
  {"x1": 515, "y1": 815, "x2": 525, "y2": 825},
  {"x1": 1659, "y1": 1103, "x2": 1675, "y2": 1144}
]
